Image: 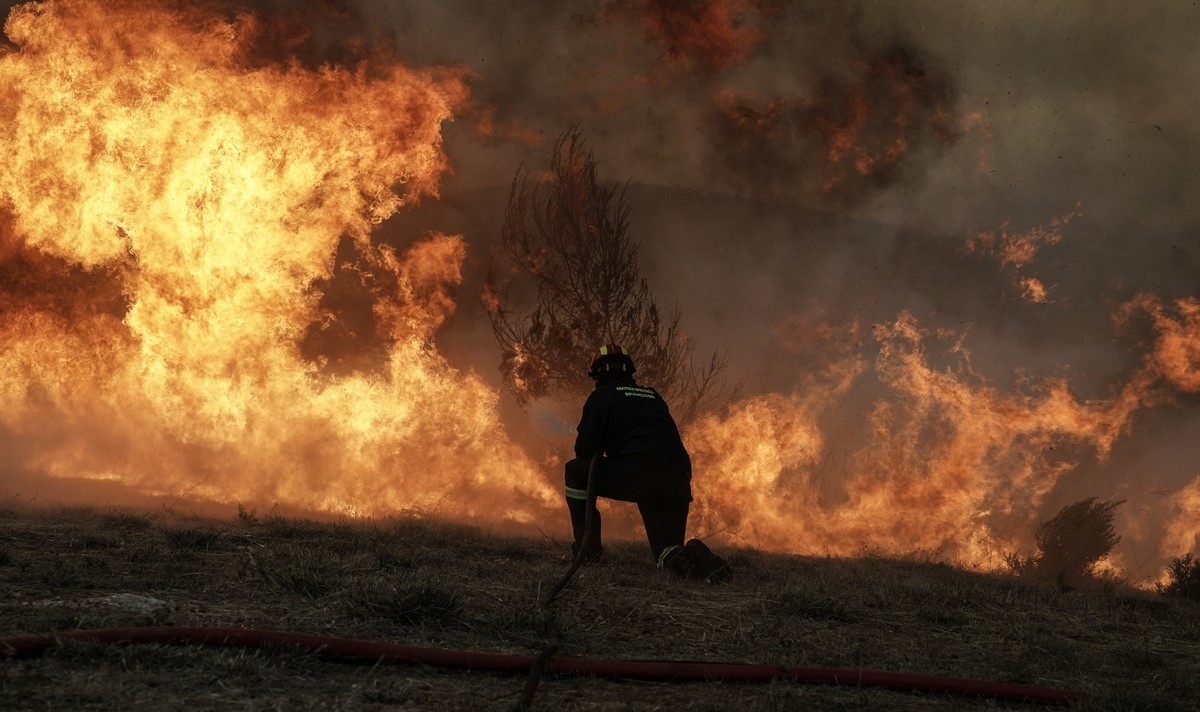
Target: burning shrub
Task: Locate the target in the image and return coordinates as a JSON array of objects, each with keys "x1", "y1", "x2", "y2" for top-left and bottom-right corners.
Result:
[
  {"x1": 485, "y1": 128, "x2": 732, "y2": 423},
  {"x1": 1007, "y1": 497, "x2": 1125, "y2": 586},
  {"x1": 1157, "y1": 553, "x2": 1200, "y2": 601}
]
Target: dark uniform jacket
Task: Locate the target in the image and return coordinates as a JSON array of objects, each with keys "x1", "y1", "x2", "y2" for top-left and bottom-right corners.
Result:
[{"x1": 573, "y1": 375, "x2": 691, "y2": 473}]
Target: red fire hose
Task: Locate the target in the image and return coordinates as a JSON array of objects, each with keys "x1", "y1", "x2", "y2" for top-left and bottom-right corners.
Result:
[{"x1": 1, "y1": 626, "x2": 1082, "y2": 705}]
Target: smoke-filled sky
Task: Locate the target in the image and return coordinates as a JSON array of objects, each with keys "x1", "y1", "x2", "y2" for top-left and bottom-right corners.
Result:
[
  {"x1": 363, "y1": 0, "x2": 1200, "y2": 380},
  {"x1": 382, "y1": 1, "x2": 1199, "y2": 223},
  {"x1": 2, "y1": 0, "x2": 1199, "y2": 581},
  {"x1": 375, "y1": 0, "x2": 1200, "y2": 479}
]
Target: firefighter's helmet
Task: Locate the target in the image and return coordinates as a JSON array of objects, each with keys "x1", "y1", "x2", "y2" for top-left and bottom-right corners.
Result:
[{"x1": 588, "y1": 343, "x2": 636, "y2": 378}]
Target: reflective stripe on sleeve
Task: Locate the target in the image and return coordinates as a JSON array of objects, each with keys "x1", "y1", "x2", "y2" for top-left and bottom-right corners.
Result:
[{"x1": 565, "y1": 486, "x2": 589, "y2": 500}]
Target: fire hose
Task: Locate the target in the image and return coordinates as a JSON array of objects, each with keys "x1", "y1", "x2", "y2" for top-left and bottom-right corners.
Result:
[
  {"x1": 511, "y1": 451, "x2": 604, "y2": 710},
  {"x1": 0, "y1": 625, "x2": 1082, "y2": 704},
  {"x1": 0, "y1": 454, "x2": 1082, "y2": 706}
]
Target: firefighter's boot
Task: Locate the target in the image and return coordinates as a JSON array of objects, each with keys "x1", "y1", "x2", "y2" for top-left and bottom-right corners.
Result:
[
  {"x1": 659, "y1": 539, "x2": 731, "y2": 583},
  {"x1": 565, "y1": 498, "x2": 603, "y2": 563}
]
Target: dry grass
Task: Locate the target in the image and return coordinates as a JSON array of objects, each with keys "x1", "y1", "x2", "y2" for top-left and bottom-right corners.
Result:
[{"x1": 2, "y1": 505, "x2": 1199, "y2": 710}]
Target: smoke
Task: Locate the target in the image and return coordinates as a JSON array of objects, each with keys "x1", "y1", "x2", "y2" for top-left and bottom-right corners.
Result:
[
  {"x1": 2, "y1": 0, "x2": 1199, "y2": 581},
  {"x1": 360, "y1": 0, "x2": 1200, "y2": 577}
]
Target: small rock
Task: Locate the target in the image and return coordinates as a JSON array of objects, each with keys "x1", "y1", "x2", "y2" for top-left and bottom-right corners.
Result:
[{"x1": 83, "y1": 593, "x2": 170, "y2": 614}]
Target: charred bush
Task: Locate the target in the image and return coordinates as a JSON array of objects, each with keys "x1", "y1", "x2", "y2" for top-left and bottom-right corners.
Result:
[
  {"x1": 1156, "y1": 553, "x2": 1200, "y2": 601},
  {"x1": 1007, "y1": 497, "x2": 1124, "y2": 585}
]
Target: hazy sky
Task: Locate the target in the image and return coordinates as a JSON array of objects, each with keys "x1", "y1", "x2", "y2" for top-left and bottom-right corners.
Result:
[{"x1": 354, "y1": 2, "x2": 1200, "y2": 230}]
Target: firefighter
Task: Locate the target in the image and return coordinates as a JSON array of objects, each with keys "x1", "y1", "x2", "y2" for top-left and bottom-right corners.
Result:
[{"x1": 564, "y1": 344, "x2": 730, "y2": 582}]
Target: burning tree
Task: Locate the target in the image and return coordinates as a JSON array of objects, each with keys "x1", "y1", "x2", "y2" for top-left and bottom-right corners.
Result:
[
  {"x1": 485, "y1": 129, "x2": 730, "y2": 423},
  {"x1": 1007, "y1": 497, "x2": 1125, "y2": 585}
]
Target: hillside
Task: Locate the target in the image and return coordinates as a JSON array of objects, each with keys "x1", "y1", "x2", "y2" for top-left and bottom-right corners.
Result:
[{"x1": 1, "y1": 505, "x2": 1197, "y2": 710}]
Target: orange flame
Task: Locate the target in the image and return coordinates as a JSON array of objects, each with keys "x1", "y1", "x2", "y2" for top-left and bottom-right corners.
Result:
[
  {"x1": 607, "y1": 0, "x2": 770, "y2": 74},
  {"x1": 0, "y1": 0, "x2": 554, "y2": 519},
  {"x1": 805, "y1": 47, "x2": 958, "y2": 193},
  {"x1": 1019, "y1": 277, "x2": 1050, "y2": 304},
  {"x1": 688, "y1": 312, "x2": 1148, "y2": 567},
  {"x1": 1160, "y1": 477, "x2": 1200, "y2": 564},
  {"x1": 966, "y1": 208, "x2": 1080, "y2": 303},
  {"x1": 1119, "y1": 293, "x2": 1200, "y2": 394},
  {"x1": 0, "y1": 2, "x2": 1193, "y2": 584},
  {"x1": 713, "y1": 46, "x2": 958, "y2": 200}
]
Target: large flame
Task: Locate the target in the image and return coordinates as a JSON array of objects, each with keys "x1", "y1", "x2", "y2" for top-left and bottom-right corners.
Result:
[
  {"x1": 0, "y1": 0, "x2": 553, "y2": 519},
  {"x1": 688, "y1": 311, "x2": 1150, "y2": 567},
  {"x1": 1, "y1": 1, "x2": 1196, "y2": 584}
]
